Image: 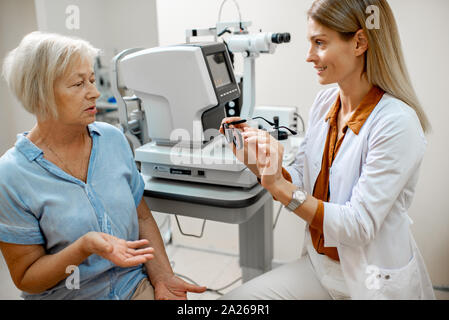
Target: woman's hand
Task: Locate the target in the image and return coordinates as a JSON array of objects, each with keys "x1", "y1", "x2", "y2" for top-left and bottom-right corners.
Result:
[
  {"x1": 219, "y1": 117, "x2": 250, "y2": 135},
  {"x1": 219, "y1": 117, "x2": 260, "y2": 178},
  {"x1": 153, "y1": 274, "x2": 207, "y2": 300},
  {"x1": 241, "y1": 127, "x2": 285, "y2": 191},
  {"x1": 82, "y1": 232, "x2": 154, "y2": 268}
]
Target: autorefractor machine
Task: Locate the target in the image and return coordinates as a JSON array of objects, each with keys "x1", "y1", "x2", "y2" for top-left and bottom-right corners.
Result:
[{"x1": 110, "y1": 21, "x2": 291, "y2": 188}]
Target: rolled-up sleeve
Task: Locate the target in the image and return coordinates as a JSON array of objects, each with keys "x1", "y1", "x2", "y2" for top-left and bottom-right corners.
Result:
[
  {"x1": 0, "y1": 184, "x2": 44, "y2": 245},
  {"x1": 285, "y1": 135, "x2": 307, "y2": 188},
  {"x1": 120, "y1": 134, "x2": 145, "y2": 208},
  {"x1": 129, "y1": 159, "x2": 145, "y2": 208},
  {"x1": 322, "y1": 112, "x2": 426, "y2": 247}
]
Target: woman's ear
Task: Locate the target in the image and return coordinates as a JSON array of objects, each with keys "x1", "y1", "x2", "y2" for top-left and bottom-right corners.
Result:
[{"x1": 354, "y1": 29, "x2": 369, "y2": 56}]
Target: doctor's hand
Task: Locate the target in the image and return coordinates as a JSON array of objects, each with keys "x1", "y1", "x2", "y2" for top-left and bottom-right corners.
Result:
[
  {"x1": 81, "y1": 232, "x2": 154, "y2": 268},
  {"x1": 152, "y1": 274, "x2": 207, "y2": 300},
  {"x1": 241, "y1": 127, "x2": 285, "y2": 191},
  {"x1": 219, "y1": 117, "x2": 250, "y2": 134},
  {"x1": 219, "y1": 117, "x2": 261, "y2": 178}
]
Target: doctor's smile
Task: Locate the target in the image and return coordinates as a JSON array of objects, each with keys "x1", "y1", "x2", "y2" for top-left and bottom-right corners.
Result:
[{"x1": 0, "y1": 0, "x2": 441, "y2": 303}]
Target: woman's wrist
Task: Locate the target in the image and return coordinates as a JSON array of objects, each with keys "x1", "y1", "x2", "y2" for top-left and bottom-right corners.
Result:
[
  {"x1": 79, "y1": 232, "x2": 96, "y2": 256},
  {"x1": 149, "y1": 271, "x2": 175, "y2": 286},
  {"x1": 267, "y1": 178, "x2": 297, "y2": 205}
]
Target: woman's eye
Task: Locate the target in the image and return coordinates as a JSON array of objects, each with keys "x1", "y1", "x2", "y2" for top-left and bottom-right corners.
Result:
[
  {"x1": 74, "y1": 81, "x2": 84, "y2": 87},
  {"x1": 315, "y1": 40, "x2": 323, "y2": 46}
]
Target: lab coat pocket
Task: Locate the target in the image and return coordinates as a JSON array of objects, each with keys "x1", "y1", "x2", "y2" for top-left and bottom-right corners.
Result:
[{"x1": 375, "y1": 253, "x2": 422, "y2": 300}]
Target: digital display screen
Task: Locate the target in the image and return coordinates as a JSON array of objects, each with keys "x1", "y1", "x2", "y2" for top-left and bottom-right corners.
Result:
[
  {"x1": 201, "y1": 105, "x2": 226, "y2": 142},
  {"x1": 207, "y1": 52, "x2": 232, "y2": 88}
]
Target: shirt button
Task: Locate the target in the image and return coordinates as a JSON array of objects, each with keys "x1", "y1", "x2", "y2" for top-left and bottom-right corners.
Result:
[{"x1": 385, "y1": 275, "x2": 390, "y2": 280}]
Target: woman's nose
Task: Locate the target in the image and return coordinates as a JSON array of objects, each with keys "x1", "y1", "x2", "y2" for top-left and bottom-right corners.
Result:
[
  {"x1": 306, "y1": 47, "x2": 316, "y2": 63},
  {"x1": 88, "y1": 83, "x2": 101, "y2": 100}
]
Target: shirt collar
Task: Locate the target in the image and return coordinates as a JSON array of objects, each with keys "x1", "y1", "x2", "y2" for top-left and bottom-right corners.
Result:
[
  {"x1": 325, "y1": 85, "x2": 385, "y2": 135},
  {"x1": 15, "y1": 133, "x2": 43, "y2": 162},
  {"x1": 15, "y1": 122, "x2": 102, "y2": 162},
  {"x1": 87, "y1": 122, "x2": 102, "y2": 136}
]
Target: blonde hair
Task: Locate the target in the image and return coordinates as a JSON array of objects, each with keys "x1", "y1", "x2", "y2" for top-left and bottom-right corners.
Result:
[
  {"x1": 308, "y1": 0, "x2": 431, "y2": 133},
  {"x1": 2, "y1": 31, "x2": 100, "y2": 120}
]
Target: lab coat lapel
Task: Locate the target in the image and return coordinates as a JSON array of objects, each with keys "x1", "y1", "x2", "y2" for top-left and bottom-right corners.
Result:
[{"x1": 306, "y1": 119, "x2": 330, "y2": 194}]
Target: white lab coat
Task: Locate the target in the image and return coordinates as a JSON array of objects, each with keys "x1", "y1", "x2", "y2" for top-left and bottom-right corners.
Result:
[{"x1": 286, "y1": 87, "x2": 435, "y2": 300}]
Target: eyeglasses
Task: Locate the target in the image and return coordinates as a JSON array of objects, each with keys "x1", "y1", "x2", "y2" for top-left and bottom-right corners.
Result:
[
  {"x1": 222, "y1": 116, "x2": 297, "y2": 147},
  {"x1": 222, "y1": 117, "x2": 297, "y2": 136},
  {"x1": 222, "y1": 121, "x2": 244, "y2": 149}
]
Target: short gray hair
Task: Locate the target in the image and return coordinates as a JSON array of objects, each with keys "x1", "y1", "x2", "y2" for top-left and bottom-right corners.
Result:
[{"x1": 2, "y1": 31, "x2": 100, "y2": 119}]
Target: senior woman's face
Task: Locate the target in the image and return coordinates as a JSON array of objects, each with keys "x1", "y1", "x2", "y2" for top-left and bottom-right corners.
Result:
[{"x1": 53, "y1": 57, "x2": 100, "y2": 125}]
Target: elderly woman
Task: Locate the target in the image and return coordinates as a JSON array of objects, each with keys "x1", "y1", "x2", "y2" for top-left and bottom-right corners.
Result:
[{"x1": 0, "y1": 31, "x2": 206, "y2": 300}]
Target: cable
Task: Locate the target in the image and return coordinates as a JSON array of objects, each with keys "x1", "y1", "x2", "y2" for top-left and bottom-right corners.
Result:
[
  {"x1": 175, "y1": 272, "x2": 242, "y2": 296},
  {"x1": 157, "y1": 214, "x2": 170, "y2": 230},
  {"x1": 209, "y1": 276, "x2": 243, "y2": 295},
  {"x1": 433, "y1": 285, "x2": 449, "y2": 292},
  {"x1": 174, "y1": 215, "x2": 207, "y2": 238},
  {"x1": 217, "y1": 28, "x2": 232, "y2": 37},
  {"x1": 217, "y1": 0, "x2": 242, "y2": 25},
  {"x1": 273, "y1": 203, "x2": 284, "y2": 230},
  {"x1": 252, "y1": 116, "x2": 298, "y2": 135}
]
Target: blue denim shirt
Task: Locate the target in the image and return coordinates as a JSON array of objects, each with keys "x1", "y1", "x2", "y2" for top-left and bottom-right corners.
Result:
[{"x1": 0, "y1": 122, "x2": 147, "y2": 299}]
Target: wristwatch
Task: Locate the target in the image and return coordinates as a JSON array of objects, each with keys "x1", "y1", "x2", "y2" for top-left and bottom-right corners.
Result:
[{"x1": 286, "y1": 188, "x2": 308, "y2": 212}]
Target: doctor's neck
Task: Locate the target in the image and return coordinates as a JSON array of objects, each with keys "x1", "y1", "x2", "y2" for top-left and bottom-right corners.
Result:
[{"x1": 338, "y1": 72, "x2": 373, "y2": 114}]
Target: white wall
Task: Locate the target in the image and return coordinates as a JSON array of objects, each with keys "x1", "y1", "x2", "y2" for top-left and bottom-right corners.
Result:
[
  {"x1": 0, "y1": 0, "x2": 38, "y2": 299},
  {"x1": 390, "y1": 0, "x2": 449, "y2": 289},
  {"x1": 34, "y1": 0, "x2": 159, "y2": 68},
  {"x1": 157, "y1": 0, "x2": 449, "y2": 288},
  {"x1": 0, "y1": 0, "x2": 38, "y2": 155}
]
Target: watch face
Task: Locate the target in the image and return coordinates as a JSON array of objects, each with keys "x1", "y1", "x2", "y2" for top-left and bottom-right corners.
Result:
[
  {"x1": 287, "y1": 189, "x2": 307, "y2": 212},
  {"x1": 294, "y1": 190, "x2": 307, "y2": 204}
]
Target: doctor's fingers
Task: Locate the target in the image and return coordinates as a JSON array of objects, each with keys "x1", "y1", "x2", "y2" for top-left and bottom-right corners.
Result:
[
  {"x1": 242, "y1": 130, "x2": 271, "y2": 141},
  {"x1": 219, "y1": 117, "x2": 248, "y2": 134},
  {"x1": 244, "y1": 135, "x2": 275, "y2": 151},
  {"x1": 256, "y1": 143, "x2": 282, "y2": 175}
]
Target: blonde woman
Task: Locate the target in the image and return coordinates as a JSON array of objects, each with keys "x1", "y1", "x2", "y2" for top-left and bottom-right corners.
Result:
[
  {"x1": 0, "y1": 32, "x2": 206, "y2": 299},
  {"x1": 220, "y1": 0, "x2": 434, "y2": 300}
]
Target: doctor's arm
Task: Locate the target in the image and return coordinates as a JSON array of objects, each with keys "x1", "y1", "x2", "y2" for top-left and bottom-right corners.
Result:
[
  {"x1": 249, "y1": 112, "x2": 425, "y2": 247},
  {"x1": 241, "y1": 128, "x2": 320, "y2": 225},
  {"x1": 136, "y1": 198, "x2": 207, "y2": 299},
  {"x1": 219, "y1": 117, "x2": 319, "y2": 225}
]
